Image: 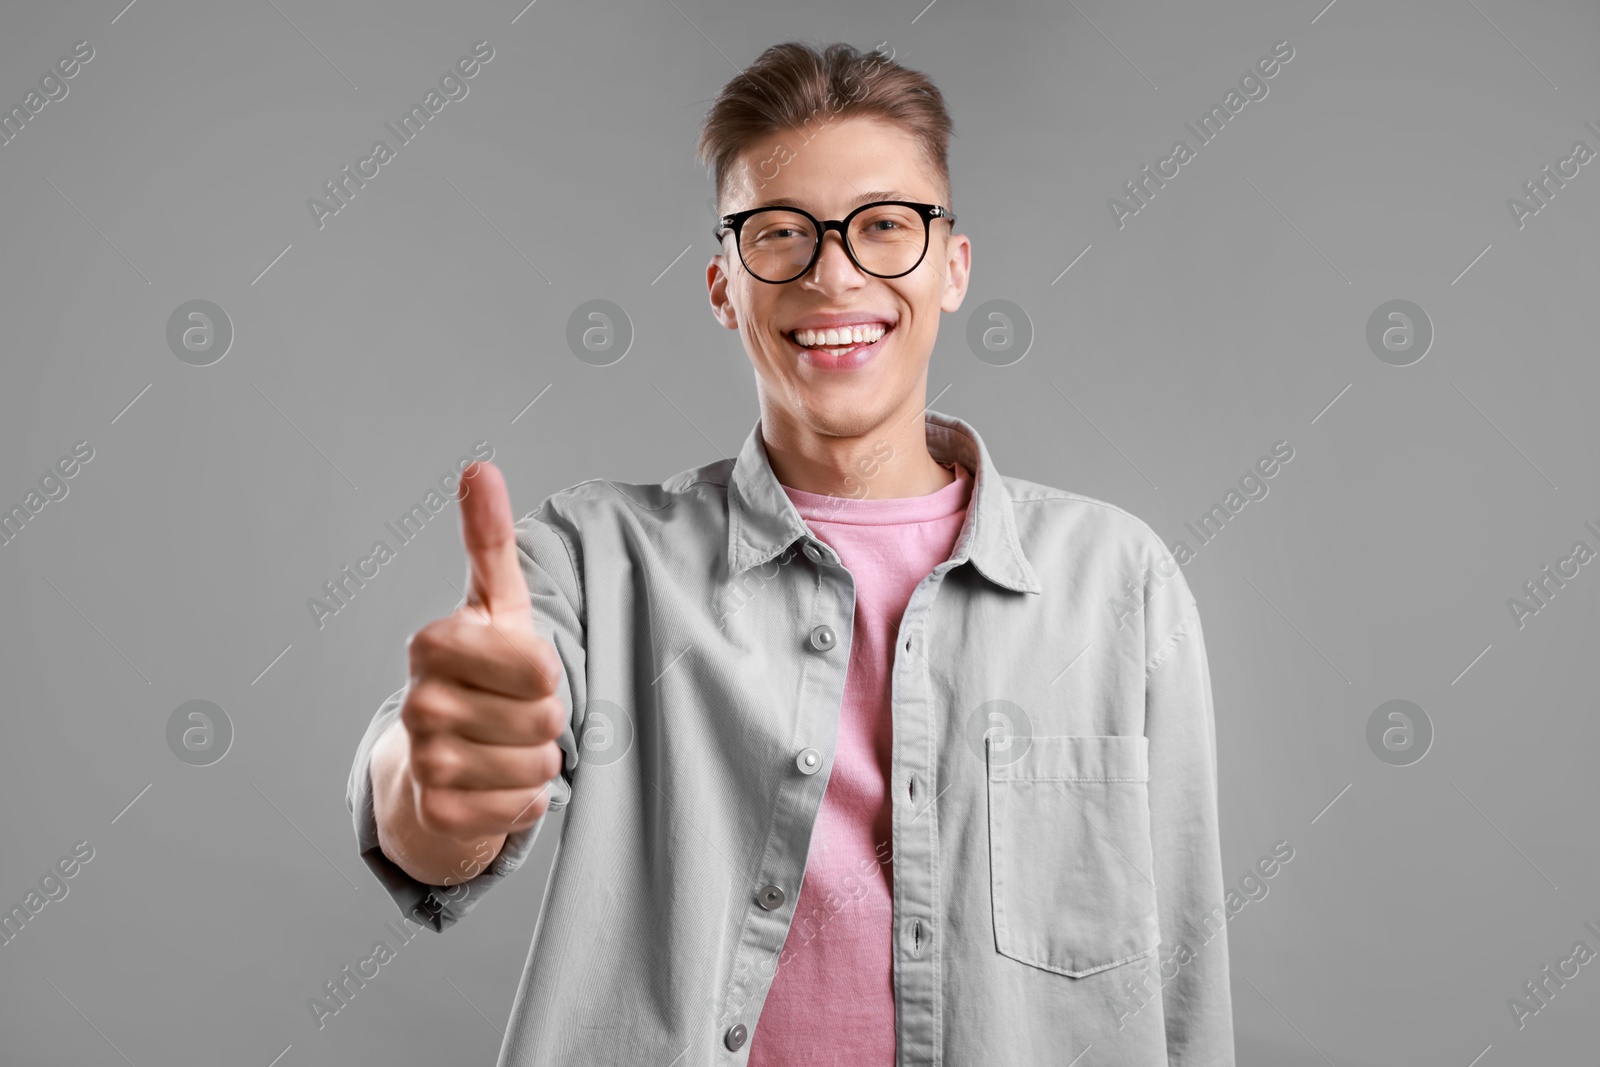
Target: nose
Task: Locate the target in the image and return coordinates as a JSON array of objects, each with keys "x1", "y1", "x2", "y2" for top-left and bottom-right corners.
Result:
[{"x1": 801, "y1": 229, "x2": 866, "y2": 292}]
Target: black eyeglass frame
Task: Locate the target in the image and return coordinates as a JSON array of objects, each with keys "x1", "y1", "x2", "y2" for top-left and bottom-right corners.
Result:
[{"x1": 713, "y1": 200, "x2": 957, "y2": 284}]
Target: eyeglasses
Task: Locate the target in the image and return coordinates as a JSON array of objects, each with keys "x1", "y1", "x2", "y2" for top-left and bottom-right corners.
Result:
[{"x1": 714, "y1": 200, "x2": 956, "y2": 284}]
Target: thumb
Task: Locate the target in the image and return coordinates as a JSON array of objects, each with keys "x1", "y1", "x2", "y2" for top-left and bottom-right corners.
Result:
[{"x1": 458, "y1": 461, "x2": 531, "y2": 621}]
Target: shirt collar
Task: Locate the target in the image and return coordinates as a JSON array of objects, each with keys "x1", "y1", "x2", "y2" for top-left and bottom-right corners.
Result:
[{"x1": 726, "y1": 407, "x2": 1043, "y2": 594}]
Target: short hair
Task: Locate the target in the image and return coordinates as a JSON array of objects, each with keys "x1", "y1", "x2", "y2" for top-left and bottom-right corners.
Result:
[{"x1": 695, "y1": 41, "x2": 954, "y2": 213}]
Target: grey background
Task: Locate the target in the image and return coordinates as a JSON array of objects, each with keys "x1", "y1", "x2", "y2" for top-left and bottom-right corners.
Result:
[{"x1": 1, "y1": 0, "x2": 1596, "y2": 1064}]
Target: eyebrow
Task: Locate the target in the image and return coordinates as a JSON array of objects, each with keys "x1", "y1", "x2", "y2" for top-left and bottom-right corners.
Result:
[{"x1": 750, "y1": 190, "x2": 906, "y2": 212}]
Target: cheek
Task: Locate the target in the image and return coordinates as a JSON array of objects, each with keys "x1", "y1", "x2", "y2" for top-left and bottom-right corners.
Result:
[
  {"x1": 897, "y1": 291, "x2": 941, "y2": 344},
  {"x1": 903, "y1": 271, "x2": 944, "y2": 312}
]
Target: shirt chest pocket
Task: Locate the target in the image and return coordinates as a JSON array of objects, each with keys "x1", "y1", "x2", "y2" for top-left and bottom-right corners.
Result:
[{"x1": 986, "y1": 734, "x2": 1161, "y2": 977}]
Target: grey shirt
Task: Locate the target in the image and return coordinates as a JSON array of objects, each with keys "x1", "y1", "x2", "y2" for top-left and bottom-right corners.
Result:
[{"x1": 347, "y1": 408, "x2": 1235, "y2": 1066}]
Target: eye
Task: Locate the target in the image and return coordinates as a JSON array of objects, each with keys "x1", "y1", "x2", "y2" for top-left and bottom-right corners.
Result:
[{"x1": 749, "y1": 223, "x2": 811, "y2": 244}]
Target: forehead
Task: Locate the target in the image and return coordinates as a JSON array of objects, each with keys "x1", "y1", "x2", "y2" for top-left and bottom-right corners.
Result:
[{"x1": 722, "y1": 115, "x2": 941, "y2": 214}]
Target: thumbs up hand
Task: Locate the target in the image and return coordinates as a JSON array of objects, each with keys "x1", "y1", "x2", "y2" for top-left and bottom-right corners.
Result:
[{"x1": 394, "y1": 462, "x2": 566, "y2": 844}]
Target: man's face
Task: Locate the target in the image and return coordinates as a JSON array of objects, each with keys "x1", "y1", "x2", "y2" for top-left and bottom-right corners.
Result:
[{"x1": 707, "y1": 116, "x2": 971, "y2": 439}]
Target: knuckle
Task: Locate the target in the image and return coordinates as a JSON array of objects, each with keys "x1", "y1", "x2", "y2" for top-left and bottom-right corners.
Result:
[
  {"x1": 416, "y1": 789, "x2": 461, "y2": 834},
  {"x1": 537, "y1": 742, "x2": 566, "y2": 783},
  {"x1": 513, "y1": 789, "x2": 551, "y2": 829},
  {"x1": 401, "y1": 680, "x2": 454, "y2": 734},
  {"x1": 534, "y1": 697, "x2": 567, "y2": 742},
  {"x1": 533, "y1": 638, "x2": 564, "y2": 690},
  {"x1": 410, "y1": 740, "x2": 460, "y2": 786},
  {"x1": 521, "y1": 646, "x2": 560, "y2": 697},
  {"x1": 524, "y1": 659, "x2": 556, "y2": 700},
  {"x1": 407, "y1": 621, "x2": 453, "y2": 671}
]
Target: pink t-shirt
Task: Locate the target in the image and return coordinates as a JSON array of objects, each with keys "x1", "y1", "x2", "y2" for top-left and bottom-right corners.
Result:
[{"x1": 748, "y1": 459, "x2": 974, "y2": 1066}]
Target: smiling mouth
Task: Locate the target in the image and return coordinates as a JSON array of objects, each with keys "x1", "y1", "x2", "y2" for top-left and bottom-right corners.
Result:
[{"x1": 786, "y1": 322, "x2": 894, "y2": 359}]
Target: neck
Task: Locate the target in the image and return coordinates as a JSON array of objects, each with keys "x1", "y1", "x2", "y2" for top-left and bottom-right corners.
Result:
[{"x1": 759, "y1": 395, "x2": 956, "y2": 499}]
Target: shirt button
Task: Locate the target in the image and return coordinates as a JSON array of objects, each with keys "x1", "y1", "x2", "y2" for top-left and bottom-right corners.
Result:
[
  {"x1": 796, "y1": 748, "x2": 822, "y2": 774},
  {"x1": 802, "y1": 542, "x2": 823, "y2": 563},
  {"x1": 725, "y1": 1023, "x2": 748, "y2": 1050},
  {"x1": 808, "y1": 624, "x2": 836, "y2": 652},
  {"x1": 757, "y1": 884, "x2": 786, "y2": 909}
]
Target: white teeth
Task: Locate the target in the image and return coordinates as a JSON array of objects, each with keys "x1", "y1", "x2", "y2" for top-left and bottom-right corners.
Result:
[{"x1": 792, "y1": 324, "x2": 888, "y2": 348}]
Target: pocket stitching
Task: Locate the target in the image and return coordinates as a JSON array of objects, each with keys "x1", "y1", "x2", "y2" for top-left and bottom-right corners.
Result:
[{"x1": 987, "y1": 735, "x2": 1159, "y2": 978}]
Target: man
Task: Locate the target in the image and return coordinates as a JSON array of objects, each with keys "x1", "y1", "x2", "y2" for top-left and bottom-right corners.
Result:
[{"x1": 348, "y1": 41, "x2": 1234, "y2": 1066}]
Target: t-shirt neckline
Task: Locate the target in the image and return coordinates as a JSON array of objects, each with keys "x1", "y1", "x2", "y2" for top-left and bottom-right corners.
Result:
[{"x1": 781, "y1": 461, "x2": 972, "y2": 526}]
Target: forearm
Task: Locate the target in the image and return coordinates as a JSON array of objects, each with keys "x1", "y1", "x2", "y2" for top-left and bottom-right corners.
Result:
[{"x1": 370, "y1": 719, "x2": 507, "y2": 887}]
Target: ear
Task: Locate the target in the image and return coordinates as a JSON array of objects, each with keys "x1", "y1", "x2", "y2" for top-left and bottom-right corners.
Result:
[
  {"x1": 707, "y1": 254, "x2": 739, "y2": 329},
  {"x1": 938, "y1": 231, "x2": 972, "y2": 314}
]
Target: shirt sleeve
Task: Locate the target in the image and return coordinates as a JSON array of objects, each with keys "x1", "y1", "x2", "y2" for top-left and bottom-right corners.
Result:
[
  {"x1": 345, "y1": 500, "x2": 587, "y2": 933},
  {"x1": 1142, "y1": 553, "x2": 1236, "y2": 1065}
]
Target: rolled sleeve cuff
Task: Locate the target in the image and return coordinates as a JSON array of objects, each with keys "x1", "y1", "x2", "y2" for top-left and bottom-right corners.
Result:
[{"x1": 345, "y1": 693, "x2": 568, "y2": 933}]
